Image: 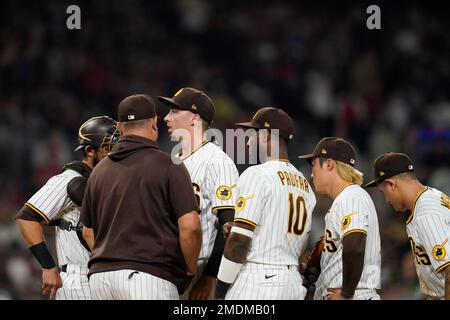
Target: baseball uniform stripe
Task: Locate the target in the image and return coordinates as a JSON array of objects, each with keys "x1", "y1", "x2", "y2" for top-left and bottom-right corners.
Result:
[
  {"x1": 234, "y1": 218, "x2": 257, "y2": 228},
  {"x1": 25, "y1": 202, "x2": 50, "y2": 223},
  {"x1": 436, "y1": 261, "x2": 450, "y2": 273},
  {"x1": 342, "y1": 229, "x2": 368, "y2": 238},
  {"x1": 213, "y1": 206, "x2": 235, "y2": 210}
]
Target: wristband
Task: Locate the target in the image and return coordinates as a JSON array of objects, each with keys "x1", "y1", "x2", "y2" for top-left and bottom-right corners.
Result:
[{"x1": 29, "y1": 242, "x2": 56, "y2": 269}]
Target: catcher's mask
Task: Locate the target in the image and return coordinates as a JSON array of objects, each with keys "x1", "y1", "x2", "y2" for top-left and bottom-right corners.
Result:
[{"x1": 75, "y1": 116, "x2": 120, "y2": 153}]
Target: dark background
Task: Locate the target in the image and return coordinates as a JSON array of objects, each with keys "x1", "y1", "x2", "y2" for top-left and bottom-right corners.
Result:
[{"x1": 0, "y1": 0, "x2": 449, "y2": 299}]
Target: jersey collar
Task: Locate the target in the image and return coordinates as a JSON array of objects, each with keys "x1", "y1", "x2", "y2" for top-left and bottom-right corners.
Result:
[
  {"x1": 336, "y1": 183, "x2": 355, "y2": 198},
  {"x1": 266, "y1": 158, "x2": 291, "y2": 164},
  {"x1": 406, "y1": 186, "x2": 428, "y2": 224},
  {"x1": 180, "y1": 140, "x2": 209, "y2": 161}
]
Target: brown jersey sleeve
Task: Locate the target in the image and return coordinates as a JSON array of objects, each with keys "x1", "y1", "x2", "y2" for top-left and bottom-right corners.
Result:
[
  {"x1": 80, "y1": 176, "x2": 94, "y2": 228},
  {"x1": 167, "y1": 162, "x2": 200, "y2": 218}
]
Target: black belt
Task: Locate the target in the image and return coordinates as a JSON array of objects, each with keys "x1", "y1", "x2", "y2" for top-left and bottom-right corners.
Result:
[{"x1": 61, "y1": 265, "x2": 67, "y2": 273}]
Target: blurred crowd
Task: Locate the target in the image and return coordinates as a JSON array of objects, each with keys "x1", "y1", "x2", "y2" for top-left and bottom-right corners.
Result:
[{"x1": 0, "y1": 0, "x2": 448, "y2": 299}]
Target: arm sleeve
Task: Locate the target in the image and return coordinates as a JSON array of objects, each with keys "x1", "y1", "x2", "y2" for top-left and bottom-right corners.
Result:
[
  {"x1": 336, "y1": 196, "x2": 369, "y2": 239},
  {"x1": 416, "y1": 214, "x2": 450, "y2": 272},
  {"x1": 25, "y1": 174, "x2": 73, "y2": 224},
  {"x1": 233, "y1": 168, "x2": 268, "y2": 227},
  {"x1": 207, "y1": 156, "x2": 239, "y2": 212},
  {"x1": 14, "y1": 205, "x2": 45, "y2": 223},
  {"x1": 168, "y1": 163, "x2": 200, "y2": 218}
]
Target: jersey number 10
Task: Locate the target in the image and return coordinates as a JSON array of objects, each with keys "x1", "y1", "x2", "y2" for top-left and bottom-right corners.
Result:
[{"x1": 287, "y1": 193, "x2": 307, "y2": 236}]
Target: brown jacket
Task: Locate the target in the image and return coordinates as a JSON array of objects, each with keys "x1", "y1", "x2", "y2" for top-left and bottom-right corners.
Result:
[{"x1": 81, "y1": 135, "x2": 199, "y2": 293}]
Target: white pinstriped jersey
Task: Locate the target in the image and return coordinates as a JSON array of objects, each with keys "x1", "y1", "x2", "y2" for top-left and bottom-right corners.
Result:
[
  {"x1": 405, "y1": 187, "x2": 450, "y2": 299},
  {"x1": 26, "y1": 169, "x2": 90, "y2": 267},
  {"x1": 182, "y1": 141, "x2": 239, "y2": 260},
  {"x1": 233, "y1": 160, "x2": 316, "y2": 266},
  {"x1": 314, "y1": 184, "x2": 381, "y2": 300}
]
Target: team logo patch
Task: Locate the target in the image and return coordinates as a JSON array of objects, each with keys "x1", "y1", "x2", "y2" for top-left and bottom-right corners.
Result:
[
  {"x1": 216, "y1": 185, "x2": 232, "y2": 201},
  {"x1": 432, "y1": 238, "x2": 448, "y2": 261},
  {"x1": 341, "y1": 212, "x2": 358, "y2": 231},
  {"x1": 236, "y1": 195, "x2": 254, "y2": 213}
]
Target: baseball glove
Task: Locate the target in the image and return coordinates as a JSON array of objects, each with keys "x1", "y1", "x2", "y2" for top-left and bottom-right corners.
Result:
[{"x1": 301, "y1": 236, "x2": 324, "y2": 289}]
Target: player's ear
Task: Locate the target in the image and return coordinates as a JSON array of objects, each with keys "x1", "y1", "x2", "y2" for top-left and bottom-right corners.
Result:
[
  {"x1": 326, "y1": 158, "x2": 336, "y2": 171},
  {"x1": 151, "y1": 116, "x2": 158, "y2": 131},
  {"x1": 384, "y1": 178, "x2": 396, "y2": 190},
  {"x1": 191, "y1": 113, "x2": 201, "y2": 126},
  {"x1": 84, "y1": 145, "x2": 95, "y2": 157},
  {"x1": 116, "y1": 122, "x2": 124, "y2": 135}
]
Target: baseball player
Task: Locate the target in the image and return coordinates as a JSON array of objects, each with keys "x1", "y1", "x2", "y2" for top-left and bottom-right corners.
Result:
[
  {"x1": 159, "y1": 87, "x2": 239, "y2": 299},
  {"x1": 14, "y1": 116, "x2": 119, "y2": 300},
  {"x1": 215, "y1": 107, "x2": 316, "y2": 300},
  {"x1": 364, "y1": 152, "x2": 450, "y2": 300},
  {"x1": 298, "y1": 137, "x2": 381, "y2": 300},
  {"x1": 81, "y1": 95, "x2": 202, "y2": 300}
]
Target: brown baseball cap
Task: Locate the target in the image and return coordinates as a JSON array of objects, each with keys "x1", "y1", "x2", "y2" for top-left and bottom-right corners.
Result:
[
  {"x1": 158, "y1": 87, "x2": 215, "y2": 123},
  {"x1": 117, "y1": 94, "x2": 157, "y2": 122},
  {"x1": 298, "y1": 137, "x2": 357, "y2": 167},
  {"x1": 363, "y1": 152, "x2": 415, "y2": 188},
  {"x1": 236, "y1": 107, "x2": 295, "y2": 141}
]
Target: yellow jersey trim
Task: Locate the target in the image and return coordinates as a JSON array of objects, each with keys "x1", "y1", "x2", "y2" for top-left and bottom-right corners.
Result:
[
  {"x1": 234, "y1": 218, "x2": 257, "y2": 228},
  {"x1": 342, "y1": 229, "x2": 367, "y2": 239},
  {"x1": 25, "y1": 202, "x2": 50, "y2": 224},
  {"x1": 436, "y1": 261, "x2": 450, "y2": 273},
  {"x1": 212, "y1": 205, "x2": 235, "y2": 211},
  {"x1": 180, "y1": 140, "x2": 209, "y2": 161},
  {"x1": 407, "y1": 187, "x2": 428, "y2": 225},
  {"x1": 267, "y1": 158, "x2": 290, "y2": 164},
  {"x1": 337, "y1": 183, "x2": 355, "y2": 197}
]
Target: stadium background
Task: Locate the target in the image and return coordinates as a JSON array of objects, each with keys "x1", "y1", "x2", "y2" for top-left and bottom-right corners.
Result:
[{"x1": 0, "y1": 0, "x2": 449, "y2": 299}]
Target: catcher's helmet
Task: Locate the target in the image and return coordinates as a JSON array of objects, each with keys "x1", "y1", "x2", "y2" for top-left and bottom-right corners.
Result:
[{"x1": 74, "y1": 116, "x2": 120, "y2": 152}]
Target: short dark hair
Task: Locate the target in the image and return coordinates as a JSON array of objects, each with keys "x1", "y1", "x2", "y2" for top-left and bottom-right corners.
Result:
[
  {"x1": 120, "y1": 118, "x2": 152, "y2": 131},
  {"x1": 394, "y1": 172, "x2": 417, "y2": 180}
]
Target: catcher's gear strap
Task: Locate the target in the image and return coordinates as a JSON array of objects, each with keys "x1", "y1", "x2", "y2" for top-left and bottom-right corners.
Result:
[
  {"x1": 64, "y1": 160, "x2": 92, "y2": 206},
  {"x1": 29, "y1": 241, "x2": 56, "y2": 269},
  {"x1": 217, "y1": 256, "x2": 243, "y2": 284},
  {"x1": 48, "y1": 220, "x2": 91, "y2": 252},
  {"x1": 230, "y1": 226, "x2": 254, "y2": 238},
  {"x1": 67, "y1": 176, "x2": 87, "y2": 207},
  {"x1": 63, "y1": 160, "x2": 92, "y2": 179}
]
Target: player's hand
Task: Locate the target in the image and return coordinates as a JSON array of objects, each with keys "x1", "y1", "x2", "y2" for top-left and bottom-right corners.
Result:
[
  {"x1": 42, "y1": 267, "x2": 62, "y2": 300},
  {"x1": 189, "y1": 275, "x2": 215, "y2": 300},
  {"x1": 299, "y1": 262, "x2": 307, "y2": 275},
  {"x1": 223, "y1": 222, "x2": 233, "y2": 239},
  {"x1": 326, "y1": 288, "x2": 352, "y2": 300}
]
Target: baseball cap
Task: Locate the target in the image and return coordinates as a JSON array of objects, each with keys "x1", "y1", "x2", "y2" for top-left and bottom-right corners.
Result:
[
  {"x1": 236, "y1": 107, "x2": 295, "y2": 141},
  {"x1": 298, "y1": 137, "x2": 357, "y2": 167},
  {"x1": 117, "y1": 94, "x2": 157, "y2": 122},
  {"x1": 158, "y1": 87, "x2": 215, "y2": 124},
  {"x1": 363, "y1": 152, "x2": 415, "y2": 188}
]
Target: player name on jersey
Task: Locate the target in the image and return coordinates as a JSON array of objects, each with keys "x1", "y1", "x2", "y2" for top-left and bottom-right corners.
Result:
[{"x1": 277, "y1": 170, "x2": 310, "y2": 193}]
